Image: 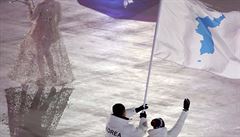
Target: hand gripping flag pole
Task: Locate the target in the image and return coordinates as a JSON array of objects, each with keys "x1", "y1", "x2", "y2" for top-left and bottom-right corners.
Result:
[{"x1": 142, "y1": 0, "x2": 163, "y2": 111}]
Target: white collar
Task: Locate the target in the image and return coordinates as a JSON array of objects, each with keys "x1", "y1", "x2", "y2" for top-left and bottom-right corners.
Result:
[
  {"x1": 148, "y1": 127, "x2": 167, "y2": 136},
  {"x1": 109, "y1": 115, "x2": 130, "y2": 125}
]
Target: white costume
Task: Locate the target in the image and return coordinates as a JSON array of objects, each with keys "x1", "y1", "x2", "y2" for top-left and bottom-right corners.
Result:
[
  {"x1": 106, "y1": 108, "x2": 147, "y2": 137},
  {"x1": 148, "y1": 111, "x2": 188, "y2": 137}
]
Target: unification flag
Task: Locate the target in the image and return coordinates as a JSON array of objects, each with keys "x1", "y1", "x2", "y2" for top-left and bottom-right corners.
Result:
[{"x1": 154, "y1": 0, "x2": 240, "y2": 79}]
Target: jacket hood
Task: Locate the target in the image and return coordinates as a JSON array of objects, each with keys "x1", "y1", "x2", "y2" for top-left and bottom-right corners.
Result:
[{"x1": 148, "y1": 127, "x2": 167, "y2": 137}]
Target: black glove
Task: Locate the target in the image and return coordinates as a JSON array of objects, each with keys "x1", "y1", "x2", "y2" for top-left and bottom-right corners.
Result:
[
  {"x1": 140, "y1": 111, "x2": 147, "y2": 118},
  {"x1": 135, "y1": 104, "x2": 148, "y2": 113},
  {"x1": 183, "y1": 98, "x2": 190, "y2": 111}
]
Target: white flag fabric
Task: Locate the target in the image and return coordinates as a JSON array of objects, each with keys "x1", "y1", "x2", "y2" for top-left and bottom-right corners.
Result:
[{"x1": 154, "y1": 0, "x2": 240, "y2": 79}]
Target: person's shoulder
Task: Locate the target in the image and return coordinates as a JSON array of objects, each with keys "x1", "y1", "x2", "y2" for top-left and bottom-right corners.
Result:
[
  {"x1": 123, "y1": 122, "x2": 136, "y2": 130},
  {"x1": 148, "y1": 128, "x2": 167, "y2": 136}
]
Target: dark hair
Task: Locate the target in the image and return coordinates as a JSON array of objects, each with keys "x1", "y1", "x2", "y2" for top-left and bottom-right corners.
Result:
[
  {"x1": 151, "y1": 118, "x2": 165, "y2": 129},
  {"x1": 112, "y1": 103, "x2": 125, "y2": 117}
]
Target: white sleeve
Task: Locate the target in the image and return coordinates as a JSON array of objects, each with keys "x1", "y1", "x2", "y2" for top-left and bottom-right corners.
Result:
[
  {"x1": 124, "y1": 118, "x2": 148, "y2": 137},
  {"x1": 137, "y1": 118, "x2": 148, "y2": 133},
  {"x1": 125, "y1": 108, "x2": 137, "y2": 118},
  {"x1": 167, "y1": 111, "x2": 188, "y2": 137}
]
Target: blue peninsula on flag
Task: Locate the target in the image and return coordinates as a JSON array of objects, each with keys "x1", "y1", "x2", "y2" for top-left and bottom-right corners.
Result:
[{"x1": 154, "y1": 0, "x2": 240, "y2": 79}]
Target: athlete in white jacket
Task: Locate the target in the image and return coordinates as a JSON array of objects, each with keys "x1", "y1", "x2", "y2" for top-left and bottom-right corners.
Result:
[
  {"x1": 105, "y1": 103, "x2": 148, "y2": 137},
  {"x1": 148, "y1": 98, "x2": 190, "y2": 137}
]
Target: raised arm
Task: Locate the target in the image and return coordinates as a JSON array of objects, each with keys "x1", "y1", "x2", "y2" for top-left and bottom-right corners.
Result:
[
  {"x1": 125, "y1": 104, "x2": 148, "y2": 118},
  {"x1": 125, "y1": 108, "x2": 137, "y2": 118},
  {"x1": 168, "y1": 99, "x2": 190, "y2": 137},
  {"x1": 167, "y1": 111, "x2": 188, "y2": 137}
]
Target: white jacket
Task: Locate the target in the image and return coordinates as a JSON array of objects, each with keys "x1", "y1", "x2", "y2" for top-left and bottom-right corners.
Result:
[
  {"x1": 105, "y1": 108, "x2": 148, "y2": 137},
  {"x1": 148, "y1": 111, "x2": 188, "y2": 137}
]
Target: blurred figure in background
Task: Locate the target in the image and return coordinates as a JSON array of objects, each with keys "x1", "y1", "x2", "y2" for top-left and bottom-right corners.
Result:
[
  {"x1": 30, "y1": 0, "x2": 61, "y2": 84},
  {"x1": 9, "y1": 0, "x2": 73, "y2": 87}
]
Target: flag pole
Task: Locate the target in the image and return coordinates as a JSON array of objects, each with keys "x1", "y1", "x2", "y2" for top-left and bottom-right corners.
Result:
[{"x1": 143, "y1": 0, "x2": 163, "y2": 109}]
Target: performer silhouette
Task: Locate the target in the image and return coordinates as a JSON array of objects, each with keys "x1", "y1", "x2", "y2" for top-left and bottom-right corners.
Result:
[
  {"x1": 30, "y1": 0, "x2": 61, "y2": 84},
  {"x1": 9, "y1": 0, "x2": 73, "y2": 86}
]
